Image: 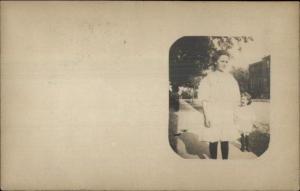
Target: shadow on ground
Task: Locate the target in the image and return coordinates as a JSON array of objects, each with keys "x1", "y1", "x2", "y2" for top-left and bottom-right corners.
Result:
[
  {"x1": 177, "y1": 132, "x2": 210, "y2": 159},
  {"x1": 169, "y1": 110, "x2": 178, "y2": 153},
  {"x1": 169, "y1": 109, "x2": 210, "y2": 159}
]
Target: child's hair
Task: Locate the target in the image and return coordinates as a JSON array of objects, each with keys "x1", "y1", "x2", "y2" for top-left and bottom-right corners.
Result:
[
  {"x1": 242, "y1": 92, "x2": 252, "y2": 105},
  {"x1": 210, "y1": 50, "x2": 231, "y2": 71},
  {"x1": 211, "y1": 50, "x2": 231, "y2": 64}
]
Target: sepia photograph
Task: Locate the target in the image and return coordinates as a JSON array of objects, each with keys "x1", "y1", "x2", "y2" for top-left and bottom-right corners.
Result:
[
  {"x1": 169, "y1": 36, "x2": 270, "y2": 159},
  {"x1": 1, "y1": 2, "x2": 298, "y2": 190}
]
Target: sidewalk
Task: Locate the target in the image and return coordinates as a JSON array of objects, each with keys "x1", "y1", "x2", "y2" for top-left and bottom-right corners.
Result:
[{"x1": 173, "y1": 99, "x2": 257, "y2": 159}]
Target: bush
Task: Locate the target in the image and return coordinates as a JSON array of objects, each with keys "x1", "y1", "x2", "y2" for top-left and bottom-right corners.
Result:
[{"x1": 248, "y1": 130, "x2": 270, "y2": 156}]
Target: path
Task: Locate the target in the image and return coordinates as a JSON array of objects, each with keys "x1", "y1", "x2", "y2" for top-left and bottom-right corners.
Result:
[{"x1": 173, "y1": 99, "x2": 257, "y2": 159}]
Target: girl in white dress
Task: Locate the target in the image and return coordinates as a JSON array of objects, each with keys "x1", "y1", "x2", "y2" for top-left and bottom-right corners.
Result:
[
  {"x1": 236, "y1": 92, "x2": 256, "y2": 152},
  {"x1": 197, "y1": 50, "x2": 241, "y2": 159}
]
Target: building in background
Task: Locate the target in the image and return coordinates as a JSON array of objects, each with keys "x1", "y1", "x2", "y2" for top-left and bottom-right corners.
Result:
[{"x1": 248, "y1": 55, "x2": 270, "y2": 99}]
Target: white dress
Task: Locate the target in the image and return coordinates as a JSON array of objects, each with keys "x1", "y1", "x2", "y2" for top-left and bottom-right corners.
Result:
[
  {"x1": 236, "y1": 105, "x2": 256, "y2": 134},
  {"x1": 197, "y1": 71, "x2": 241, "y2": 142}
]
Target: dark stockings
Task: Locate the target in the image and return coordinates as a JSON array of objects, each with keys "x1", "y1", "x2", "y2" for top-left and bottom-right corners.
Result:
[
  {"x1": 209, "y1": 141, "x2": 229, "y2": 160},
  {"x1": 221, "y1": 141, "x2": 229, "y2": 159},
  {"x1": 209, "y1": 142, "x2": 218, "y2": 159},
  {"x1": 241, "y1": 133, "x2": 250, "y2": 152},
  {"x1": 241, "y1": 134, "x2": 245, "y2": 151}
]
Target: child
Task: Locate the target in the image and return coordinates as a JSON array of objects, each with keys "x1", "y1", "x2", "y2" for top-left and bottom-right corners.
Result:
[{"x1": 236, "y1": 92, "x2": 256, "y2": 152}]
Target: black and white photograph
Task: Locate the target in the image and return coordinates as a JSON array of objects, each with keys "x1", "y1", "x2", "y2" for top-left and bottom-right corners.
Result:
[{"x1": 169, "y1": 36, "x2": 270, "y2": 159}]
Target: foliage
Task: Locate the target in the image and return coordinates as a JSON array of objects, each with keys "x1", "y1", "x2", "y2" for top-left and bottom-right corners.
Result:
[
  {"x1": 169, "y1": 37, "x2": 210, "y2": 87},
  {"x1": 231, "y1": 67, "x2": 250, "y2": 93},
  {"x1": 248, "y1": 130, "x2": 270, "y2": 157},
  {"x1": 209, "y1": 36, "x2": 254, "y2": 52}
]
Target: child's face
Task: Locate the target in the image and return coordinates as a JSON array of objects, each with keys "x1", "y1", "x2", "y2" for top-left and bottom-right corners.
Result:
[
  {"x1": 241, "y1": 96, "x2": 248, "y2": 106},
  {"x1": 216, "y1": 55, "x2": 230, "y2": 72}
]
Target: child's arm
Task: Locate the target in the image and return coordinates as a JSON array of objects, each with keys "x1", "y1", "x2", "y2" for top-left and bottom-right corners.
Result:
[{"x1": 202, "y1": 101, "x2": 211, "y2": 128}]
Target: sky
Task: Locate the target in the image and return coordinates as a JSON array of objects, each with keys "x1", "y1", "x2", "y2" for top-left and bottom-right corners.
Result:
[{"x1": 227, "y1": 36, "x2": 271, "y2": 69}]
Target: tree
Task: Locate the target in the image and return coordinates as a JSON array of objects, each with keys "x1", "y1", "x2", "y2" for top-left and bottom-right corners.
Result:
[
  {"x1": 231, "y1": 67, "x2": 249, "y2": 93},
  {"x1": 209, "y1": 36, "x2": 254, "y2": 52},
  {"x1": 169, "y1": 36, "x2": 210, "y2": 87}
]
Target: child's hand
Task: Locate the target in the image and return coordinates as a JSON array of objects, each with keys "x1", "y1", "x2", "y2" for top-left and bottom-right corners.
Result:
[{"x1": 204, "y1": 118, "x2": 211, "y2": 128}]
